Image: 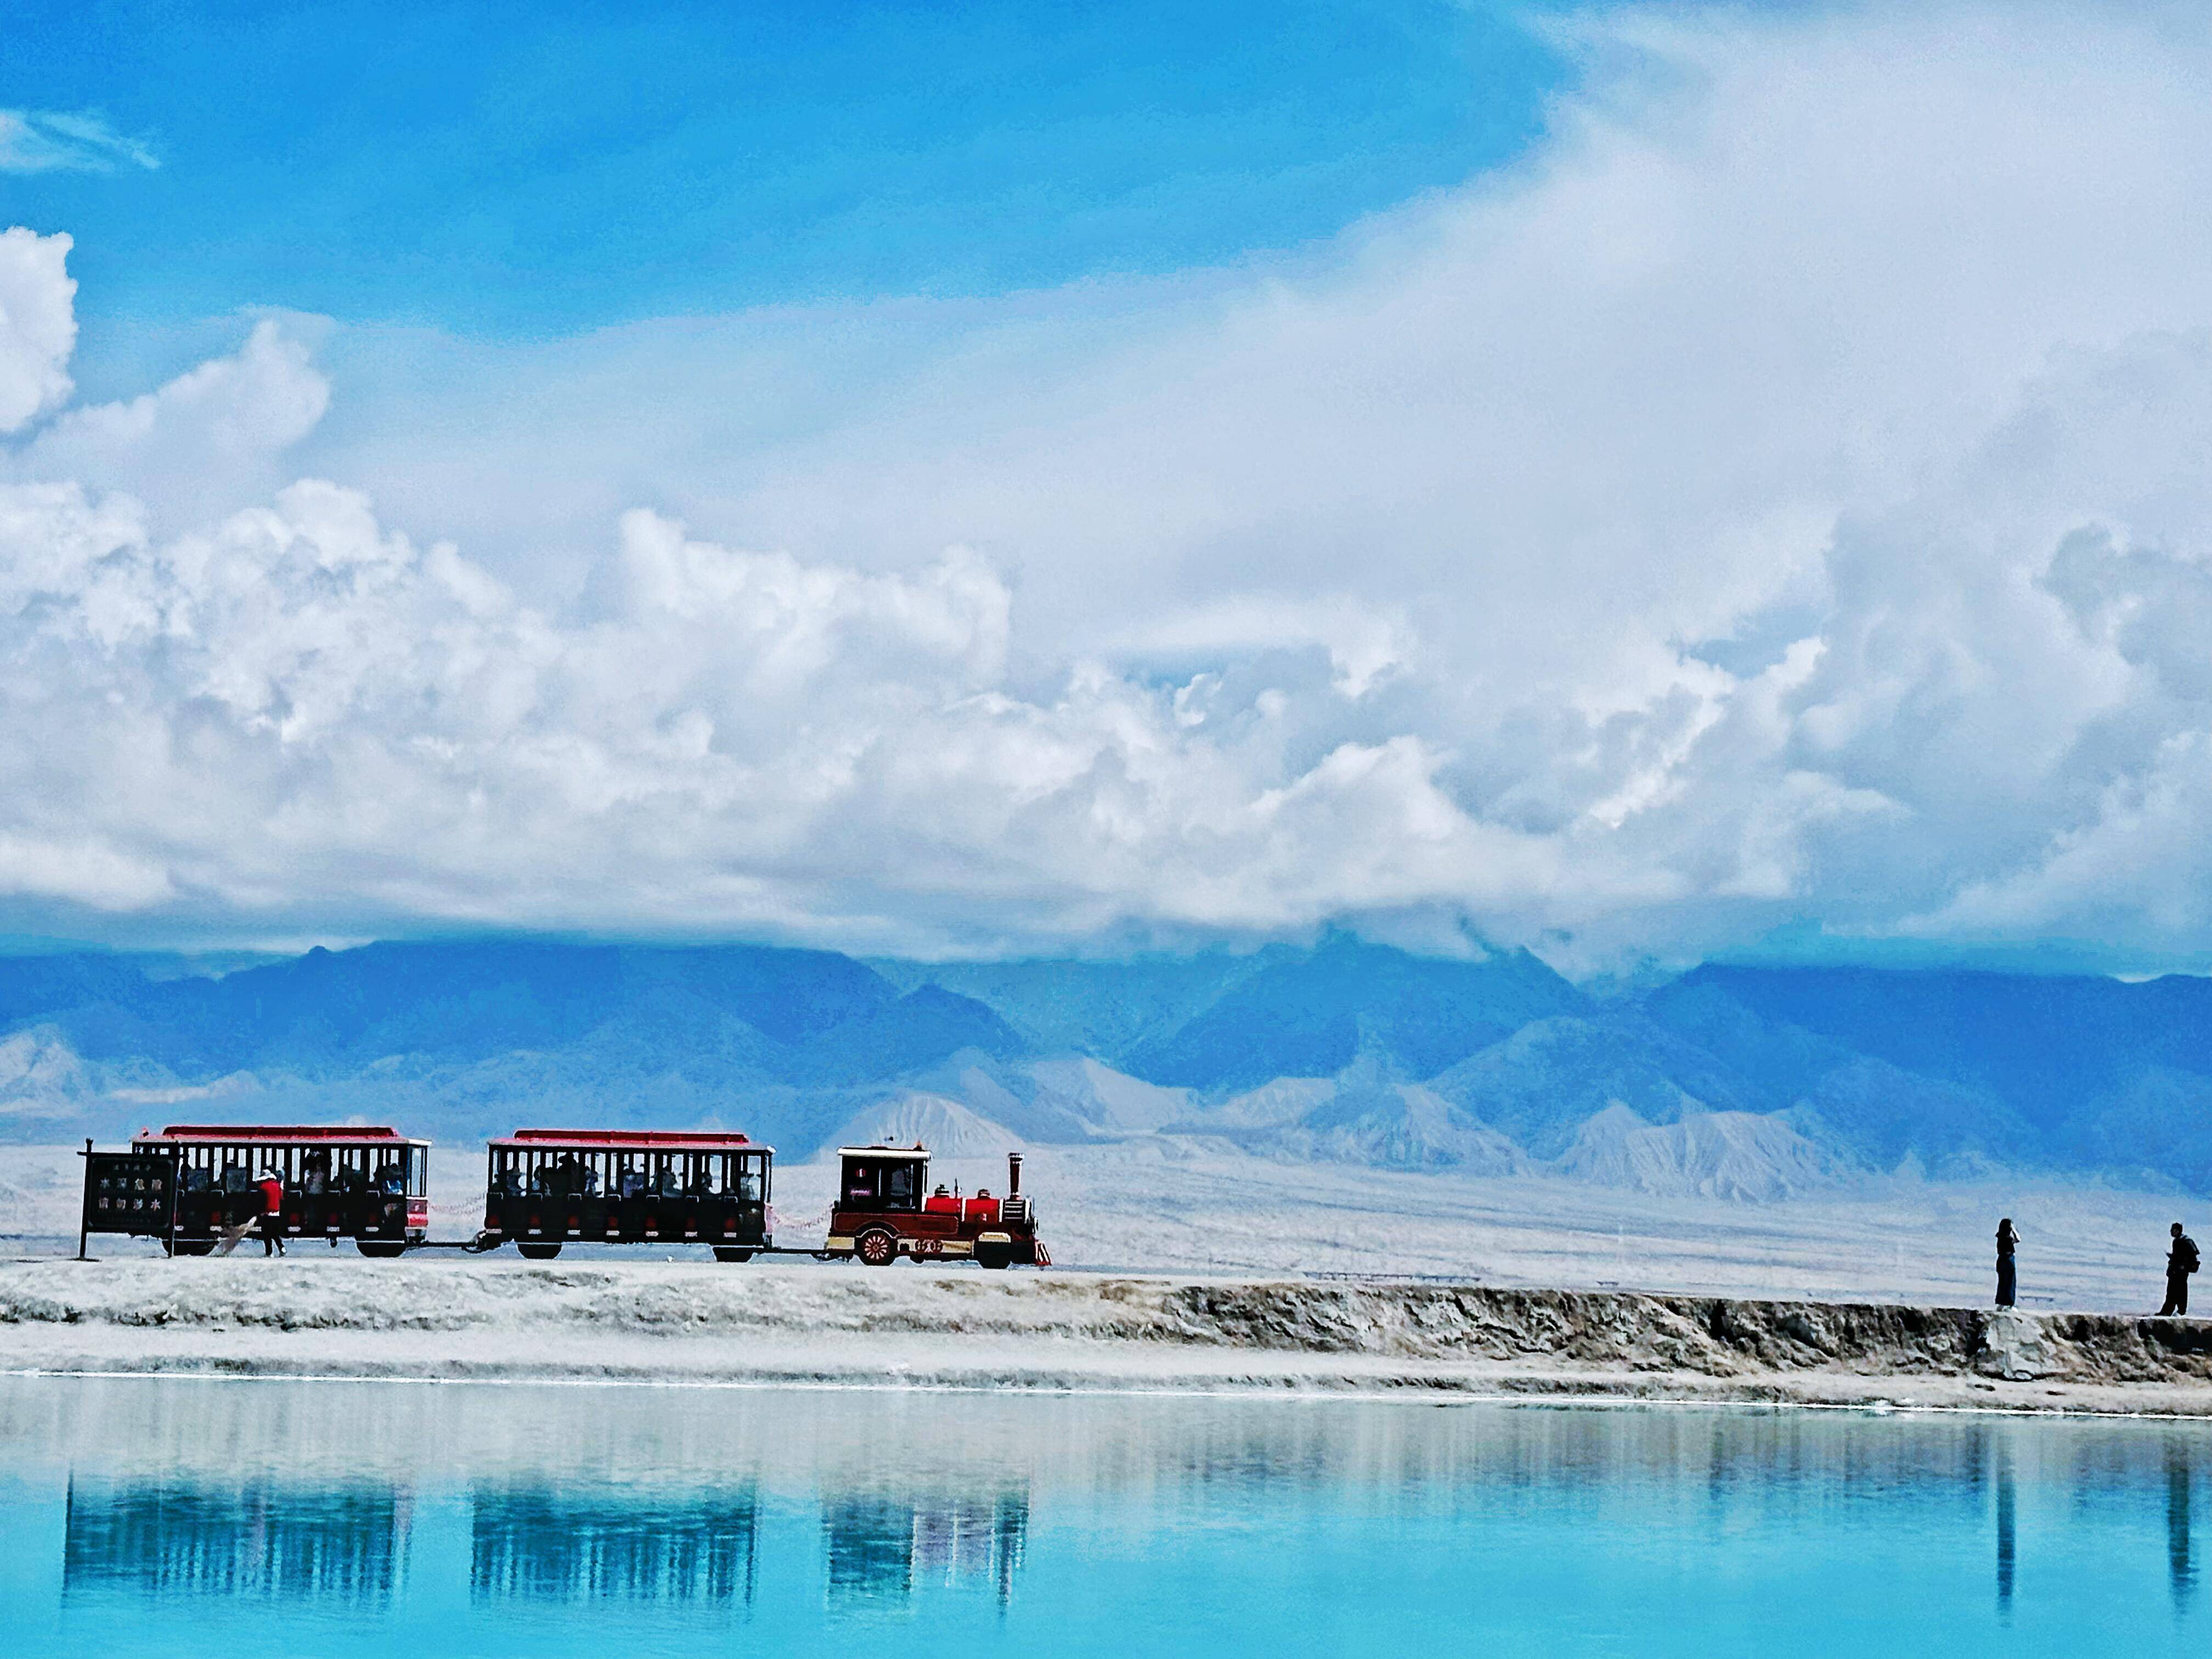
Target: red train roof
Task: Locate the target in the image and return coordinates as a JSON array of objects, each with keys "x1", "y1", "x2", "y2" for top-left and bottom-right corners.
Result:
[
  {"x1": 138, "y1": 1124, "x2": 425, "y2": 1145},
  {"x1": 491, "y1": 1128, "x2": 768, "y2": 1153}
]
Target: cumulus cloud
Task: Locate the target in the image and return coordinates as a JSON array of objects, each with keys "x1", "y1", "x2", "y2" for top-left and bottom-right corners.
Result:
[
  {"x1": 10, "y1": 4, "x2": 2212, "y2": 968},
  {"x1": 0, "y1": 228, "x2": 76, "y2": 432},
  {"x1": 0, "y1": 110, "x2": 157, "y2": 174},
  {"x1": 0, "y1": 471, "x2": 1555, "y2": 944},
  {"x1": 9, "y1": 318, "x2": 331, "y2": 524}
]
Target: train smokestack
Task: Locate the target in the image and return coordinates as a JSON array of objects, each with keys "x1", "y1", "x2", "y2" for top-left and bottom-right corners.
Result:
[{"x1": 1007, "y1": 1152, "x2": 1023, "y2": 1197}]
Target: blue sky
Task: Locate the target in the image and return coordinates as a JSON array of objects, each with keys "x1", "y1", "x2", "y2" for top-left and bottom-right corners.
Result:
[
  {"x1": 6, "y1": 3, "x2": 2212, "y2": 974},
  {"x1": 6, "y1": 0, "x2": 1560, "y2": 340}
]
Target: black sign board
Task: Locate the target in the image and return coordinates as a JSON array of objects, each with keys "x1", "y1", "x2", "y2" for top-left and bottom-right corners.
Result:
[{"x1": 81, "y1": 1151, "x2": 177, "y2": 1244}]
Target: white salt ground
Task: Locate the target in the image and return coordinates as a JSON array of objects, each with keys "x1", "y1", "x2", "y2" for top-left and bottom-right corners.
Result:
[
  {"x1": 7, "y1": 1141, "x2": 2212, "y2": 1415},
  {"x1": 1, "y1": 1141, "x2": 2196, "y2": 1312}
]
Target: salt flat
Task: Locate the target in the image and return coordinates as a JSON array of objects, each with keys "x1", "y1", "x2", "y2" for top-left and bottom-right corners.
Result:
[
  {"x1": 4, "y1": 1141, "x2": 2197, "y2": 1314},
  {"x1": 8, "y1": 1129, "x2": 2211, "y2": 1414}
]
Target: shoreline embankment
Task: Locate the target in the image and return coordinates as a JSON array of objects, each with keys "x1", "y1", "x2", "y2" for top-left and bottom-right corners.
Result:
[{"x1": 7, "y1": 1259, "x2": 2212, "y2": 1415}]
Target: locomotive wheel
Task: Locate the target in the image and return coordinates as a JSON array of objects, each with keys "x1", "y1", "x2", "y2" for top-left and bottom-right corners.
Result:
[
  {"x1": 974, "y1": 1243, "x2": 1013, "y2": 1270},
  {"x1": 356, "y1": 1241, "x2": 407, "y2": 1259},
  {"x1": 856, "y1": 1228, "x2": 899, "y2": 1267},
  {"x1": 517, "y1": 1243, "x2": 563, "y2": 1260},
  {"x1": 713, "y1": 1247, "x2": 754, "y2": 1263}
]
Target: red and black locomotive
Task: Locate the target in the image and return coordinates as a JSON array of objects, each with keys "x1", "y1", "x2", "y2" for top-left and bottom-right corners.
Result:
[{"x1": 830, "y1": 1146, "x2": 1049, "y2": 1268}]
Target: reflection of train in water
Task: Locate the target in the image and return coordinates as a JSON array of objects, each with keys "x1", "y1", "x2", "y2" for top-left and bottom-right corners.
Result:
[
  {"x1": 78, "y1": 1124, "x2": 1047, "y2": 1267},
  {"x1": 64, "y1": 1471, "x2": 1028, "y2": 1615},
  {"x1": 64, "y1": 1477, "x2": 410, "y2": 1606},
  {"x1": 470, "y1": 1485, "x2": 759, "y2": 1605},
  {"x1": 825, "y1": 1485, "x2": 1029, "y2": 1608}
]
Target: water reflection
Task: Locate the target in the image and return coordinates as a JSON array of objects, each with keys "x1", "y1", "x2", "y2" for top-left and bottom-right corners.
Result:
[
  {"x1": 824, "y1": 1485, "x2": 1029, "y2": 1609},
  {"x1": 26, "y1": 1377, "x2": 2212, "y2": 1656},
  {"x1": 470, "y1": 1485, "x2": 759, "y2": 1607},
  {"x1": 63, "y1": 1479, "x2": 407, "y2": 1607},
  {"x1": 2172, "y1": 1443, "x2": 2197, "y2": 1612},
  {"x1": 1995, "y1": 1458, "x2": 2017, "y2": 1616}
]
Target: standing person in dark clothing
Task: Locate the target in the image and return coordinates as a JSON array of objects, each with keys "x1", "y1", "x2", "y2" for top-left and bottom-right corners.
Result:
[
  {"x1": 1995, "y1": 1218, "x2": 2019, "y2": 1308},
  {"x1": 2162, "y1": 1223, "x2": 2200, "y2": 1317}
]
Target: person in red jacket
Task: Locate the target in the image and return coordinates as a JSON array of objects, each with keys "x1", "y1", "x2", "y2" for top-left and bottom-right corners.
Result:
[{"x1": 257, "y1": 1170, "x2": 287, "y2": 1257}]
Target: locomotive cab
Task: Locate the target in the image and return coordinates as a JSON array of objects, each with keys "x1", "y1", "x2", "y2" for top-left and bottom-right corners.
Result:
[{"x1": 830, "y1": 1144, "x2": 1047, "y2": 1269}]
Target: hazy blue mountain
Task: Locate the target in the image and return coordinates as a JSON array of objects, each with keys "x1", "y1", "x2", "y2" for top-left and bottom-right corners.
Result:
[
  {"x1": 1269, "y1": 1054, "x2": 1530, "y2": 1173},
  {"x1": 1425, "y1": 1012, "x2": 1768, "y2": 1159},
  {"x1": 872, "y1": 952, "x2": 1268, "y2": 1060},
  {"x1": 1654, "y1": 964, "x2": 2212, "y2": 1134},
  {"x1": 1647, "y1": 965, "x2": 2212, "y2": 1183},
  {"x1": 0, "y1": 941, "x2": 1018, "y2": 1150},
  {"x1": 9, "y1": 936, "x2": 2212, "y2": 1190},
  {"x1": 1115, "y1": 934, "x2": 1587, "y2": 1089}
]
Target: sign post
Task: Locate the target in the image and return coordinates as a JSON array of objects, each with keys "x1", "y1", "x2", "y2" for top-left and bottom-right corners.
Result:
[{"x1": 79, "y1": 1143, "x2": 178, "y2": 1258}]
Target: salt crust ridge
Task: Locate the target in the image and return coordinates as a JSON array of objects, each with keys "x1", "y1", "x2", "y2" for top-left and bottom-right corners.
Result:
[{"x1": 6, "y1": 1261, "x2": 2212, "y2": 1414}]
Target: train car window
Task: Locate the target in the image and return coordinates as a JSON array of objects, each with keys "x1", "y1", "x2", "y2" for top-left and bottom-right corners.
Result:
[
  {"x1": 883, "y1": 1161, "x2": 919, "y2": 1210},
  {"x1": 405, "y1": 1147, "x2": 427, "y2": 1193}
]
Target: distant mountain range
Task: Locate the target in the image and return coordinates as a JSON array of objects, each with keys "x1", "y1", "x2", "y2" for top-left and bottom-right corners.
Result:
[{"x1": 3, "y1": 935, "x2": 2210, "y2": 1196}]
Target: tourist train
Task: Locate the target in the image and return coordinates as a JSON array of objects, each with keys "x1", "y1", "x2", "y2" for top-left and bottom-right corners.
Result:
[{"x1": 76, "y1": 1123, "x2": 1048, "y2": 1268}]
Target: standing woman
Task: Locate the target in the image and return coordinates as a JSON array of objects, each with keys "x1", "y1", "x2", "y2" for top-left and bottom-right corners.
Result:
[{"x1": 1995, "y1": 1218, "x2": 2019, "y2": 1308}]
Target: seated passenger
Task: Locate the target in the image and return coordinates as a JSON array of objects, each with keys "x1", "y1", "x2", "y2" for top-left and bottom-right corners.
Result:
[
  {"x1": 184, "y1": 1166, "x2": 211, "y2": 1193},
  {"x1": 375, "y1": 1161, "x2": 403, "y2": 1195},
  {"x1": 620, "y1": 1168, "x2": 645, "y2": 1199}
]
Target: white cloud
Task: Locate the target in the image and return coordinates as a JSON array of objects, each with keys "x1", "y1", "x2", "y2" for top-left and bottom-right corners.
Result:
[
  {"x1": 0, "y1": 229, "x2": 76, "y2": 432},
  {"x1": 10, "y1": 318, "x2": 331, "y2": 525},
  {"x1": 0, "y1": 474, "x2": 1559, "y2": 946},
  {"x1": 10, "y1": 4, "x2": 2212, "y2": 968},
  {"x1": 0, "y1": 110, "x2": 157, "y2": 175}
]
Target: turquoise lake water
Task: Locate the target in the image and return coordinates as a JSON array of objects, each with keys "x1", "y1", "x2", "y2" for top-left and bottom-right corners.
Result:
[{"x1": 1, "y1": 1375, "x2": 2206, "y2": 1657}]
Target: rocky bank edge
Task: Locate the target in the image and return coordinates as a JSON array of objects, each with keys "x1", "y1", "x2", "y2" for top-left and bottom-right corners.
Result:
[{"x1": 6, "y1": 1260, "x2": 2212, "y2": 1413}]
